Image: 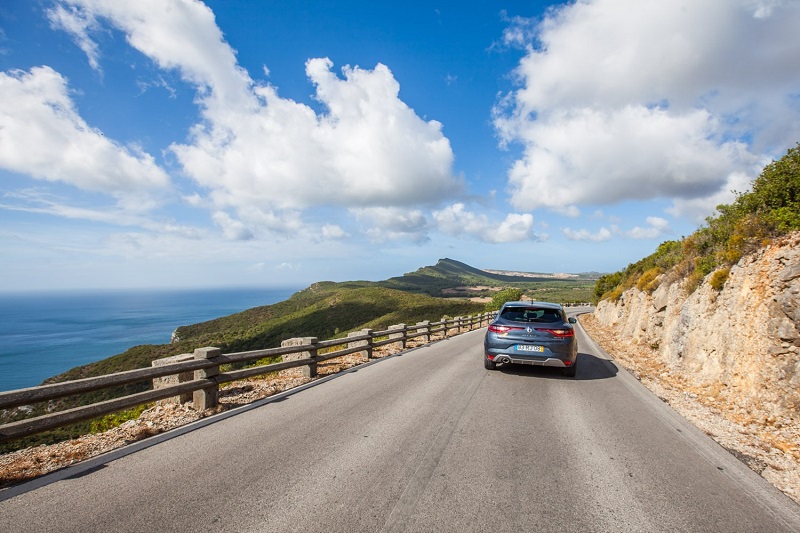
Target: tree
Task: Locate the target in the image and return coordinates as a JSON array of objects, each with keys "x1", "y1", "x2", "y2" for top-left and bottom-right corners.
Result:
[{"x1": 487, "y1": 288, "x2": 524, "y2": 311}]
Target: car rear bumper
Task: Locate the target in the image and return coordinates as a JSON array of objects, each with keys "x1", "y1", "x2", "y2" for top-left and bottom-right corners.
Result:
[{"x1": 489, "y1": 354, "x2": 569, "y2": 367}]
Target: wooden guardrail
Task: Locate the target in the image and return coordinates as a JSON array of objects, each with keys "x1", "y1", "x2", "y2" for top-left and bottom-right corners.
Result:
[{"x1": 0, "y1": 312, "x2": 496, "y2": 444}]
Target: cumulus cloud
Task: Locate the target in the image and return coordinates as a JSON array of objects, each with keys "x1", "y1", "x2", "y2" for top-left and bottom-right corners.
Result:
[
  {"x1": 212, "y1": 211, "x2": 254, "y2": 241},
  {"x1": 433, "y1": 203, "x2": 540, "y2": 243},
  {"x1": 562, "y1": 227, "x2": 613, "y2": 242},
  {"x1": 51, "y1": 0, "x2": 461, "y2": 235},
  {"x1": 667, "y1": 170, "x2": 757, "y2": 222},
  {"x1": 321, "y1": 224, "x2": 347, "y2": 239},
  {"x1": 495, "y1": 0, "x2": 800, "y2": 219},
  {"x1": 563, "y1": 216, "x2": 671, "y2": 242},
  {"x1": 625, "y1": 216, "x2": 671, "y2": 239},
  {"x1": 351, "y1": 207, "x2": 430, "y2": 243},
  {"x1": 0, "y1": 67, "x2": 170, "y2": 206}
]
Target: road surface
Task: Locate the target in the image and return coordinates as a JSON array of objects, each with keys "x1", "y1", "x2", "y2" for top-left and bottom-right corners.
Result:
[{"x1": 2, "y1": 313, "x2": 800, "y2": 532}]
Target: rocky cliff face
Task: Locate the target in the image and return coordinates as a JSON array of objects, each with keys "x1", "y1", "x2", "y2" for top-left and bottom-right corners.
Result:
[{"x1": 594, "y1": 232, "x2": 800, "y2": 420}]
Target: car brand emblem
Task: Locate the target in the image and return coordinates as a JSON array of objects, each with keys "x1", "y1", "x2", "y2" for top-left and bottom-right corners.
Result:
[{"x1": 526, "y1": 327, "x2": 533, "y2": 333}]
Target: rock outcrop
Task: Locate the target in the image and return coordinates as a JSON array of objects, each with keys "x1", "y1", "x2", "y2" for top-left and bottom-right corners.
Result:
[{"x1": 594, "y1": 232, "x2": 800, "y2": 421}]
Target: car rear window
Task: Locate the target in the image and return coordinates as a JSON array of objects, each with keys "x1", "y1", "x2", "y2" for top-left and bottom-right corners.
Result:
[{"x1": 500, "y1": 307, "x2": 562, "y2": 323}]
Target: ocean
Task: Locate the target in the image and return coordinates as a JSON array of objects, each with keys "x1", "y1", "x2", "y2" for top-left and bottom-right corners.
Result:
[{"x1": 0, "y1": 287, "x2": 300, "y2": 393}]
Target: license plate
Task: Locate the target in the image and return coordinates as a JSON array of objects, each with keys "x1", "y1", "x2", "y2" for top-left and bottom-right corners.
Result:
[{"x1": 516, "y1": 345, "x2": 544, "y2": 352}]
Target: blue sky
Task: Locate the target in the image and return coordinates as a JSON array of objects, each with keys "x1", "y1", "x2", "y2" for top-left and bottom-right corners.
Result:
[{"x1": 1, "y1": 0, "x2": 799, "y2": 291}]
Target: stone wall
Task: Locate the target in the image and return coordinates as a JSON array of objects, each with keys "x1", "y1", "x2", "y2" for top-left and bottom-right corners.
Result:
[{"x1": 594, "y1": 232, "x2": 800, "y2": 417}]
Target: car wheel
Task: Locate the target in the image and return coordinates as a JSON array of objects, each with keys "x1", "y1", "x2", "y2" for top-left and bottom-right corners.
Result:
[
  {"x1": 484, "y1": 357, "x2": 497, "y2": 370},
  {"x1": 562, "y1": 361, "x2": 577, "y2": 377}
]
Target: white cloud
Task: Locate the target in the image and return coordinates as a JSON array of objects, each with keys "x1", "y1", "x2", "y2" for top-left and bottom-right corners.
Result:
[
  {"x1": 351, "y1": 207, "x2": 430, "y2": 243},
  {"x1": 47, "y1": 3, "x2": 101, "y2": 71},
  {"x1": 53, "y1": 0, "x2": 252, "y2": 110},
  {"x1": 562, "y1": 227, "x2": 613, "y2": 242},
  {"x1": 1, "y1": 188, "x2": 202, "y2": 239},
  {"x1": 563, "y1": 216, "x2": 671, "y2": 241},
  {"x1": 212, "y1": 211, "x2": 254, "y2": 241},
  {"x1": 501, "y1": 106, "x2": 752, "y2": 212},
  {"x1": 321, "y1": 224, "x2": 347, "y2": 239},
  {"x1": 433, "y1": 203, "x2": 539, "y2": 243},
  {"x1": 51, "y1": 0, "x2": 461, "y2": 236},
  {"x1": 0, "y1": 67, "x2": 170, "y2": 206},
  {"x1": 666, "y1": 170, "x2": 758, "y2": 222},
  {"x1": 275, "y1": 262, "x2": 302, "y2": 272},
  {"x1": 625, "y1": 216, "x2": 671, "y2": 239},
  {"x1": 495, "y1": 0, "x2": 800, "y2": 220},
  {"x1": 175, "y1": 57, "x2": 459, "y2": 212}
]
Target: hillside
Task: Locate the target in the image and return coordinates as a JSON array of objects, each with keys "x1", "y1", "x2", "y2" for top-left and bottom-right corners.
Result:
[
  {"x1": 381, "y1": 258, "x2": 596, "y2": 301},
  {"x1": 43, "y1": 284, "x2": 486, "y2": 386}
]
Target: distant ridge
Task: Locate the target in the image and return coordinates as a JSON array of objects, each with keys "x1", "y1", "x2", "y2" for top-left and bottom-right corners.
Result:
[{"x1": 380, "y1": 258, "x2": 598, "y2": 295}]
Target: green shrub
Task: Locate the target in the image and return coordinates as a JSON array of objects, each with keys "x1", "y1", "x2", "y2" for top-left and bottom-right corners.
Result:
[
  {"x1": 486, "y1": 288, "x2": 524, "y2": 311},
  {"x1": 89, "y1": 403, "x2": 152, "y2": 433},
  {"x1": 709, "y1": 268, "x2": 730, "y2": 291}
]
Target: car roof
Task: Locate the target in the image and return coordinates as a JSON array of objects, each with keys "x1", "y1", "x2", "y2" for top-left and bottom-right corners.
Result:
[{"x1": 500, "y1": 301, "x2": 562, "y2": 310}]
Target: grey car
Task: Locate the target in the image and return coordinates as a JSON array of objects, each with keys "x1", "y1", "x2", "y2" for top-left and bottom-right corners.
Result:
[{"x1": 484, "y1": 301, "x2": 578, "y2": 376}]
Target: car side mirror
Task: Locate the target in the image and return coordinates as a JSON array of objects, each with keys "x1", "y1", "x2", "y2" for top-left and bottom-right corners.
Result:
[{"x1": 568, "y1": 317, "x2": 577, "y2": 324}]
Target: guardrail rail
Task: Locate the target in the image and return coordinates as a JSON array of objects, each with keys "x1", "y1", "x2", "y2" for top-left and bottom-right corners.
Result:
[{"x1": 0, "y1": 312, "x2": 496, "y2": 444}]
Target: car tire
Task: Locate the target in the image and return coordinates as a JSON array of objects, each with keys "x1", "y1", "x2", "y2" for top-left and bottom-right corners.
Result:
[
  {"x1": 484, "y1": 357, "x2": 497, "y2": 370},
  {"x1": 562, "y1": 361, "x2": 577, "y2": 377}
]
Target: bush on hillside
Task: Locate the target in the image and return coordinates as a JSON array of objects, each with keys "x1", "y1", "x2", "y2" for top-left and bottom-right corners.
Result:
[
  {"x1": 486, "y1": 288, "x2": 524, "y2": 311},
  {"x1": 636, "y1": 267, "x2": 663, "y2": 293},
  {"x1": 709, "y1": 268, "x2": 730, "y2": 291}
]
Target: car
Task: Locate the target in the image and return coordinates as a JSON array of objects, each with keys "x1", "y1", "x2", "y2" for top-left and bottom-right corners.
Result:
[{"x1": 484, "y1": 301, "x2": 578, "y2": 376}]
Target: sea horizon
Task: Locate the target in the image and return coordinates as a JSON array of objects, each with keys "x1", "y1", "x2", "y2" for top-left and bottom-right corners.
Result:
[{"x1": 0, "y1": 286, "x2": 301, "y2": 392}]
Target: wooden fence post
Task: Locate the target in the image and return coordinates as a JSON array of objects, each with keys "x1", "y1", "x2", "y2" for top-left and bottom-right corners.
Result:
[
  {"x1": 193, "y1": 347, "x2": 220, "y2": 410},
  {"x1": 363, "y1": 329, "x2": 374, "y2": 359}
]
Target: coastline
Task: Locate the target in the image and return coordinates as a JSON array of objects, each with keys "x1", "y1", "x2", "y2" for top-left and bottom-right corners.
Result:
[{"x1": 0, "y1": 287, "x2": 300, "y2": 392}]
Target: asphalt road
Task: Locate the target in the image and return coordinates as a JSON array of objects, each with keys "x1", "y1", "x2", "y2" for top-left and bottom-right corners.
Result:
[{"x1": 2, "y1": 312, "x2": 800, "y2": 532}]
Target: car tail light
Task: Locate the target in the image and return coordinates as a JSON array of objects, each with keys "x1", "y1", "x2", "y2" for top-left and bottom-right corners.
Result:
[
  {"x1": 488, "y1": 324, "x2": 524, "y2": 334},
  {"x1": 535, "y1": 328, "x2": 574, "y2": 338},
  {"x1": 487, "y1": 354, "x2": 495, "y2": 361}
]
